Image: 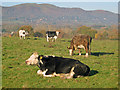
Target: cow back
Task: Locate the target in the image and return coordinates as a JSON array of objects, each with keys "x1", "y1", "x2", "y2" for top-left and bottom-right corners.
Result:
[
  {"x1": 46, "y1": 31, "x2": 57, "y2": 37},
  {"x1": 72, "y1": 34, "x2": 91, "y2": 46}
]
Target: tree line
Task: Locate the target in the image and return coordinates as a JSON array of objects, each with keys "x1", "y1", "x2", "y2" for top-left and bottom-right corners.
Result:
[{"x1": 2, "y1": 24, "x2": 118, "y2": 40}]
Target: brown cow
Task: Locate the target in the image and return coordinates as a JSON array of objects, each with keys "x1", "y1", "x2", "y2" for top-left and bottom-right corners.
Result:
[{"x1": 67, "y1": 34, "x2": 92, "y2": 57}]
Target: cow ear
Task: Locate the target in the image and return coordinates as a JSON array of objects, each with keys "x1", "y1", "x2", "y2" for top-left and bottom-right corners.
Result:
[{"x1": 38, "y1": 55, "x2": 40, "y2": 60}]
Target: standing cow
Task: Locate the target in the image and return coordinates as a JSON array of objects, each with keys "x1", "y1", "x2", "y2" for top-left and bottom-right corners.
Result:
[
  {"x1": 19, "y1": 30, "x2": 28, "y2": 39},
  {"x1": 67, "y1": 34, "x2": 92, "y2": 57},
  {"x1": 46, "y1": 31, "x2": 60, "y2": 42}
]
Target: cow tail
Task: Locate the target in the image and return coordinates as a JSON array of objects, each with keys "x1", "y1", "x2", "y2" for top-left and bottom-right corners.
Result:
[{"x1": 89, "y1": 37, "x2": 92, "y2": 54}]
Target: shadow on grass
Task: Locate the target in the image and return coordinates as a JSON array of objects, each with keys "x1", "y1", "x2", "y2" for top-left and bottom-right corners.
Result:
[
  {"x1": 91, "y1": 52, "x2": 114, "y2": 56},
  {"x1": 89, "y1": 70, "x2": 99, "y2": 76},
  {"x1": 27, "y1": 37, "x2": 31, "y2": 39},
  {"x1": 71, "y1": 51, "x2": 114, "y2": 57}
]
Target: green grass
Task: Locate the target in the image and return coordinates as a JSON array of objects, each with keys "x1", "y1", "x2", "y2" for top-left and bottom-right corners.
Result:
[{"x1": 2, "y1": 37, "x2": 118, "y2": 88}]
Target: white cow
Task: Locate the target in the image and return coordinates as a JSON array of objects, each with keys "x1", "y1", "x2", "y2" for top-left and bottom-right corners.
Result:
[{"x1": 19, "y1": 30, "x2": 28, "y2": 39}]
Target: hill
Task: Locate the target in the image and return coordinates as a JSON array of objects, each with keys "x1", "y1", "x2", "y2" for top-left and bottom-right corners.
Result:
[{"x1": 2, "y1": 3, "x2": 117, "y2": 26}]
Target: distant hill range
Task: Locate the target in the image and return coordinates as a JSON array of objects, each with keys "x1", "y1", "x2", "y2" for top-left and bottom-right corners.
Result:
[{"x1": 2, "y1": 3, "x2": 118, "y2": 26}]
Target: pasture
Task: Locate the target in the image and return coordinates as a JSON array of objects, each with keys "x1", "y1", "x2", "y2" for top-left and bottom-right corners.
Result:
[{"x1": 2, "y1": 37, "x2": 118, "y2": 88}]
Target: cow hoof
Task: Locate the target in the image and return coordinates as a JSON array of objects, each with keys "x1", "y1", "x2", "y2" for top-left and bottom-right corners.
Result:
[{"x1": 37, "y1": 70, "x2": 43, "y2": 75}]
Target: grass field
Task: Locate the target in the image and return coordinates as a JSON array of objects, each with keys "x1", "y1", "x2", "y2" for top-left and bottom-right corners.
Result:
[{"x1": 2, "y1": 37, "x2": 118, "y2": 88}]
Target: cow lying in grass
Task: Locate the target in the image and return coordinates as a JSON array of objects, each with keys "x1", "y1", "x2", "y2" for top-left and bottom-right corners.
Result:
[
  {"x1": 67, "y1": 34, "x2": 92, "y2": 57},
  {"x1": 25, "y1": 52, "x2": 90, "y2": 79}
]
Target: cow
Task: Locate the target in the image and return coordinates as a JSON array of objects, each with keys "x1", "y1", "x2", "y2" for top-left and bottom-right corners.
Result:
[
  {"x1": 25, "y1": 52, "x2": 90, "y2": 79},
  {"x1": 10, "y1": 32, "x2": 14, "y2": 36},
  {"x1": 46, "y1": 31, "x2": 60, "y2": 42},
  {"x1": 67, "y1": 34, "x2": 92, "y2": 57},
  {"x1": 19, "y1": 30, "x2": 28, "y2": 39},
  {"x1": 9, "y1": 32, "x2": 14, "y2": 37}
]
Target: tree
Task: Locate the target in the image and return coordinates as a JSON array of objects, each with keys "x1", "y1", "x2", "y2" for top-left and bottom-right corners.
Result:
[
  {"x1": 95, "y1": 31, "x2": 108, "y2": 40},
  {"x1": 77, "y1": 26, "x2": 97, "y2": 38},
  {"x1": 19, "y1": 25, "x2": 34, "y2": 36},
  {"x1": 103, "y1": 31, "x2": 108, "y2": 39},
  {"x1": 86, "y1": 29, "x2": 97, "y2": 38},
  {"x1": 2, "y1": 29, "x2": 6, "y2": 33},
  {"x1": 39, "y1": 30, "x2": 46, "y2": 37},
  {"x1": 77, "y1": 26, "x2": 91, "y2": 34}
]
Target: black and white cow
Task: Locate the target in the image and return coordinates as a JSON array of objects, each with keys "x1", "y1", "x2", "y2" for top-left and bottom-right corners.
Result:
[
  {"x1": 67, "y1": 34, "x2": 92, "y2": 57},
  {"x1": 25, "y1": 52, "x2": 90, "y2": 79},
  {"x1": 19, "y1": 30, "x2": 28, "y2": 39},
  {"x1": 46, "y1": 31, "x2": 60, "y2": 42}
]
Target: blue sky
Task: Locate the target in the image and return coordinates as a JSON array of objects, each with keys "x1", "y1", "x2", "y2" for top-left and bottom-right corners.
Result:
[
  {"x1": 1, "y1": 0, "x2": 119, "y2": 2},
  {"x1": 1, "y1": 0, "x2": 119, "y2": 13}
]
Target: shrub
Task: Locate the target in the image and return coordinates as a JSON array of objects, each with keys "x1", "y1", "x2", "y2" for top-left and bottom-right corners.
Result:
[
  {"x1": 18, "y1": 25, "x2": 34, "y2": 36},
  {"x1": 34, "y1": 32, "x2": 43, "y2": 37}
]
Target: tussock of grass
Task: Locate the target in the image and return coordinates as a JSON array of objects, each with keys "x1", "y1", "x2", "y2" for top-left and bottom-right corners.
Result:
[{"x1": 2, "y1": 37, "x2": 118, "y2": 88}]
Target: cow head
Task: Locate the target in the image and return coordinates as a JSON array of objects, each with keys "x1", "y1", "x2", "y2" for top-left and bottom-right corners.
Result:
[
  {"x1": 25, "y1": 31, "x2": 29, "y2": 35},
  {"x1": 25, "y1": 52, "x2": 39, "y2": 65},
  {"x1": 56, "y1": 31, "x2": 60, "y2": 36}
]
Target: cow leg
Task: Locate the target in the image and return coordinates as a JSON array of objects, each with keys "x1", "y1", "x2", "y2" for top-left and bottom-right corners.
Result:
[
  {"x1": 85, "y1": 45, "x2": 89, "y2": 57},
  {"x1": 89, "y1": 45, "x2": 91, "y2": 55},
  {"x1": 24, "y1": 36, "x2": 25, "y2": 39},
  {"x1": 69, "y1": 49, "x2": 73, "y2": 56},
  {"x1": 66, "y1": 67, "x2": 75, "y2": 79},
  {"x1": 60, "y1": 67, "x2": 75, "y2": 79},
  {"x1": 37, "y1": 70, "x2": 43, "y2": 75},
  {"x1": 54, "y1": 36, "x2": 57, "y2": 42},
  {"x1": 44, "y1": 74, "x2": 55, "y2": 77},
  {"x1": 54, "y1": 38, "x2": 56, "y2": 42},
  {"x1": 78, "y1": 49, "x2": 81, "y2": 56},
  {"x1": 52, "y1": 38, "x2": 54, "y2": 42},
  {"x1": 43, "y1": 69, "x2": 55, "y2": 77},
  {"x1": 85, "y1": 53, "x2": 88, "y2": 57},
  {"x1": 54, "y1": 39, "x2": 56, "y2": 42},
  {"x1": 47, "y1": 37, "x2": 49, "y2": 42}
]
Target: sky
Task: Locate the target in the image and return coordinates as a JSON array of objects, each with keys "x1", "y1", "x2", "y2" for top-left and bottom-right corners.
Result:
[
  {"x1": 1, "y1": 0, "x2": 119, "y2": 2},
  {"x1": 1, "y1": 0, "x2": 119, "y2": 13}
]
